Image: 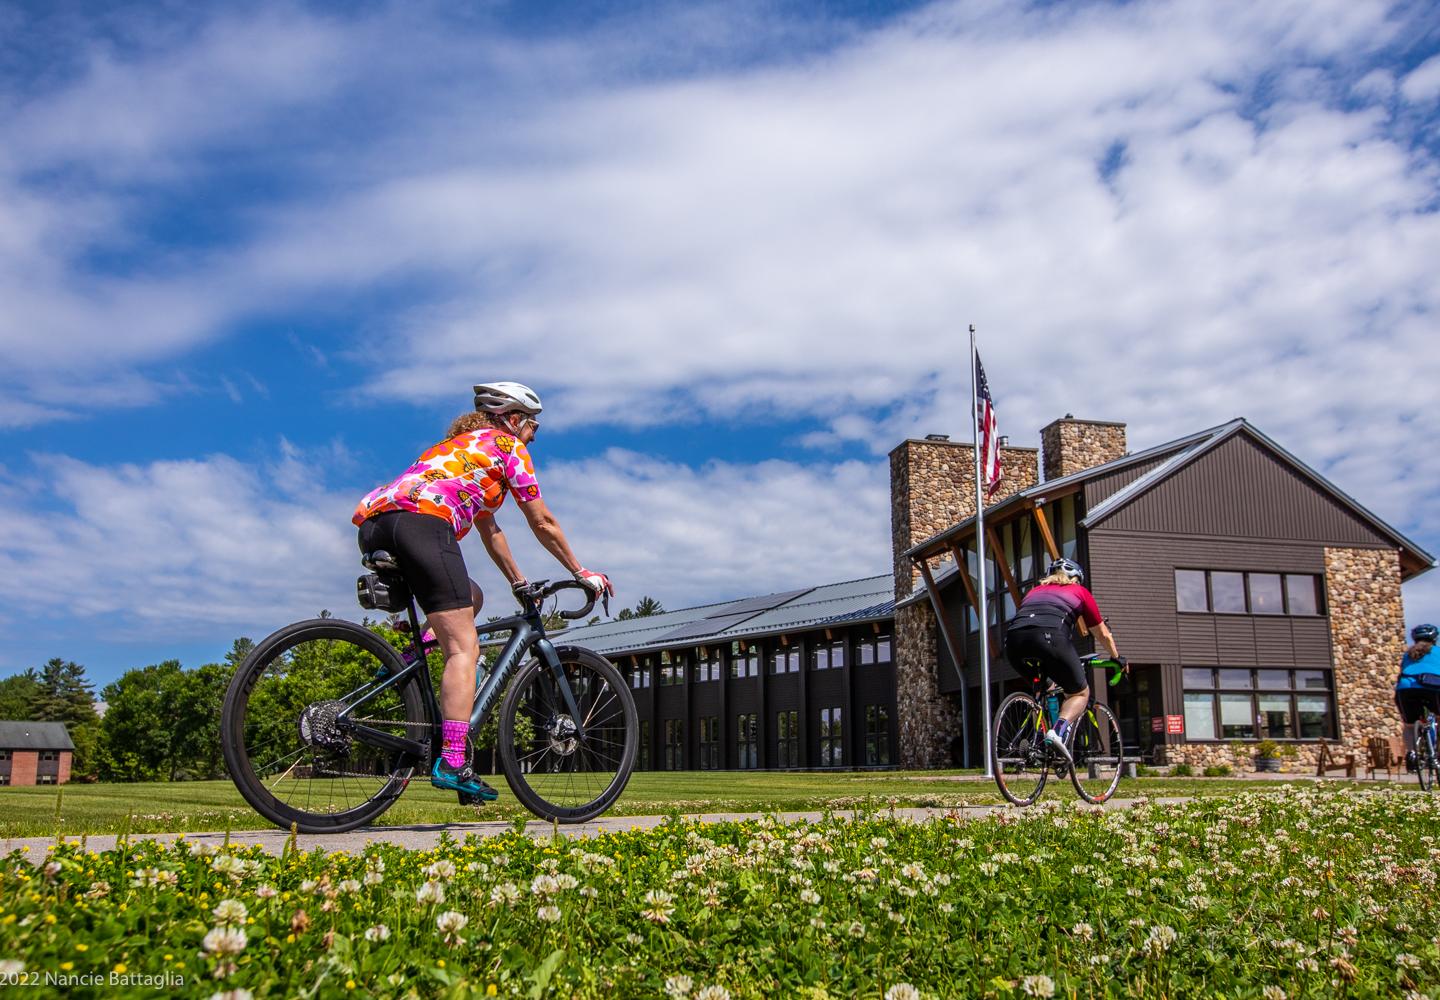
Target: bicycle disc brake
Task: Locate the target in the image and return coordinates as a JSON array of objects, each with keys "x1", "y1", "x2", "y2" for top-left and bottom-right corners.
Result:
[{"x1": 546, "y1": 714, "x2": 580, "y2": 756}]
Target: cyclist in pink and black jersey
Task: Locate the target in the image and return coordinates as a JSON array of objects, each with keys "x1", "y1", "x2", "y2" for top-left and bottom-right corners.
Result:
[
  {"x1": 1004, "y1": 558, "x2": 1125, "y2": 762},
  {"x1": 353, "y1": 381, "x2": 613, "y2": 801}
]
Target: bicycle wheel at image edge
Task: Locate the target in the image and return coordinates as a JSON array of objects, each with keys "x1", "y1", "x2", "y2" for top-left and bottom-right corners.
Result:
[
  {"x1": 1069, "y1": 702, "x2": 1124, "y2": 804},
  {"x1": 220, "y1": 619, "x2": 428, "y2": 833},
  {"x1": 497, "y1": 645, "x2": 638, "y2": 822},
  {"x1": 992, "y1": 692, "x2": 1048, "y2": 806}
]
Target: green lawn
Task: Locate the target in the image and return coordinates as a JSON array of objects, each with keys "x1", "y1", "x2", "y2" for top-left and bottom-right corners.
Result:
[{"x1": 0, "y1": 770, "x2": 1408, "y2": 838}]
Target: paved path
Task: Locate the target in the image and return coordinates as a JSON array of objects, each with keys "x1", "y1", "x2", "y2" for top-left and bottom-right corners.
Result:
[{"x1": 4, "y1": 798, "x2": 1192, "y2": 860}]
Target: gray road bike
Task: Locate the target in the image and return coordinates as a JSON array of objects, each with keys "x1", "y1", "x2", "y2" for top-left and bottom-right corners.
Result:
[{"x1": 220, "y1": 551, "x2": 637, "y2": 833}]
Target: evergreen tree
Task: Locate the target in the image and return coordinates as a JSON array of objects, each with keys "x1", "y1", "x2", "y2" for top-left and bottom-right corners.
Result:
[
  {"x1": 634, "y1": 596, "x2": 665, "y2": 617},
  {"x1": 0, "y1": 668, "x2": 41, "y2": 719},
  {"x1": 32, "y1": 659, "x2": 101, "y2": 779},
  {"x1": 224, "y1": 637, "x2": 255, "y2": 668}
]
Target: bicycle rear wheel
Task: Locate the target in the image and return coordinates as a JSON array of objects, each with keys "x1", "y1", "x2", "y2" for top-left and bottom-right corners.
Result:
[
  {"x1": 1069, "y1": 702, "x2": 1124, "y2": 803},
  {"x1": 992, "y1": 692, "x2": 1048, "y2": 806},
  {"x1": 221, "y1": 619, "x2": 428, "y2": 833},
  {"x1": 497, "y1": 645, "x2": 638, "y2": 822}
]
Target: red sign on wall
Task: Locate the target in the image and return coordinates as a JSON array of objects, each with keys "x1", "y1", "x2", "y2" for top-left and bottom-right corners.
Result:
[
  {"x1": 1151, "y1": 717, "x2": 1165, "y2": 733},
  {"x1": 1166, "y1": 715, "x2": 1185, "y2": 735}
]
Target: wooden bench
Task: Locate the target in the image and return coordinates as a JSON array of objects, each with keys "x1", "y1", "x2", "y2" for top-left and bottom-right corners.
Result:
[
  {"x1": 1366, "y1": 736, "x2": 1406, "y2": 780},
  {"x1": 1316, "y1": 738, "x2": 1356, "y2": 778}
]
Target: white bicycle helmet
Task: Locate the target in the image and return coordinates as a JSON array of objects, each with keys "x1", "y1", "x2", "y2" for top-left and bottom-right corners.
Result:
[{"x1": 472, "y1": 381, "x2": 543, "y2": 416}]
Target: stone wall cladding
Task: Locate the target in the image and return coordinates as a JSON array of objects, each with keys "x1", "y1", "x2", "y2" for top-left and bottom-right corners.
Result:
[
  {"x1": 1041, "y1": 418, "x2": 1127, "y2": 481},
  {"x1": 890, "y1": 439, "x2": 1038, "y2": 766},
  {"x1": 1165, "y1": 546, "x2": 1406, "y2": 774}
]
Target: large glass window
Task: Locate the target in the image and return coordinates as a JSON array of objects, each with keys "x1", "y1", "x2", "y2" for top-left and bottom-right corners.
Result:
[
  {"x1": 857, "y1": 634, "x2": 893, "y2": 665},
  {"x1": 1210, "y1": 572, "x2": 1247, "y2": 613},
  {"x1": 1285, "y1": 575, "x2": 1320, "y2": 615},
  {"x1": 1248, "y1": 573, "x2": 1284, "y2": 615},
  {"x1": 864, "y1": 705, "x2": 891, "y2": 766},
  {"x1": 818, "y1": 707, "x2": 843, "y2": 767},
  {"x1": 1175, "y1": 570, "x2": 1324, "y2": 616},
  {"x1": 736, "y1": 714, "x2": 758, "y2": 769},
  {"x1": 1175, "y1": 570, "x2": 1208, "y2": 612},
  {"x1": 698, "y1": 716, "x2": 720, "y2": 770},
  {"x1": 664, "y1": 720, "x2": 684, "y2": 770},
  {"x1": 1182, "y1": 668, "x2": 1336, "y2": 741},
  {"x1": 730, "y1": 642, "x2": 759, "y2": 678},
  {"x1": 811, "y1": 640, "x2": 846, "y2": 671},
  {"x1": 694, "y1": 650, "x2": 722, "y2": 683},
  {"x1": 769, "y1": 648, "x2": 801, "y2": 674},
  {"x1": 777, "y1": 711, "x2": 799, "y2": 767}
]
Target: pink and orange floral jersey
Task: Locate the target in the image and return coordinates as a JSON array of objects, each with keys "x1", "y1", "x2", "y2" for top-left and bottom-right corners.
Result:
[{"x1": 352, "y1": 428, "x2": 542, "y2": 540}]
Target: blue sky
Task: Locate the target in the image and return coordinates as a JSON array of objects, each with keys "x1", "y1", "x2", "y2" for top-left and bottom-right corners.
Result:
[{"x1": 2, "y1": 0, "x2": 1439, "y2": 689}]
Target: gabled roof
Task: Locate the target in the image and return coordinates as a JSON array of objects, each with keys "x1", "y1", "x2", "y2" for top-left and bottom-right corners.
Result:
[
  {"x1": 905, "y1": 418, "x2": 1435, "y2": 578},
  {"x1": 532, "y1": 575, "x2": 895, "y2": 658},
  {"x1": 0, "y1": 721, "x2": 75, "y2": 751}
]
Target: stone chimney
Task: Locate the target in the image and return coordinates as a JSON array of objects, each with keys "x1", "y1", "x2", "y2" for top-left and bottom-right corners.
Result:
[
  {"x1": 890, "y1": 437, "x2": 1039, "y2": 600},
  {"x1": 1040, "y1": 416, "x2": 1127, "y2": 481}
]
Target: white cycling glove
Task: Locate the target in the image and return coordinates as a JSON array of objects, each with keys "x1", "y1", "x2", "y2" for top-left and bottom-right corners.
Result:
[{"x1": 573, "y1": 567, "x2": 614, "y2": 599}]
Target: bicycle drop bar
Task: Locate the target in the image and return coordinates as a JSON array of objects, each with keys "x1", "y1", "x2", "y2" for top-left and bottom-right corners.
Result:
[
  {"x1": 522, "y1": 579, "x2": 601, "y2": 620},
  {"x1": 1081, "y1": 653, "x2": 1127, "y2": 687}
]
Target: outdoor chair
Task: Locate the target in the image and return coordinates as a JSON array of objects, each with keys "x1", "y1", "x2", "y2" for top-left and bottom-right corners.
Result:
[
  {"x1": 1366, "y1": 736, "x2": 1402, "y2": 780},
  {"x1": 1316, "y1": 738, "x2": 1356, "y2": 779}
]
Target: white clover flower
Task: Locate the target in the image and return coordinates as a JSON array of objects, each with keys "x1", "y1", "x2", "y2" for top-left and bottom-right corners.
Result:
[
  {"x1": 415, "y1": 881, "x2": 445, "y2": 905},
  {"x1": 810, "y1": 917, "x2": 826, "y2": 929},
  {"x1": 490, "y1": 882, "x2": 521, "y2": 906},
  {"x1": 364, "y1": 924, "x2": 391, "y2": 943},
  {"x1": 537, "y1": 905, "x2": 562, "y2": 923},
  {"x1": 531, "y1": 874, "x2": 561, "y2": 896},
  {"x1": 255, "y1": 885, "x2": 278, "y2": 899},
  {"x1": 426, "y1": 860, "x2": 457, "y2": 881},
  {"x1": 299, "y1": 879, "x2": 318, "y2": 894},
  {"x1": 1396, "y1": 953, "x2": 1422, "y2": 969},
  {"x1": 1021, "y1": 975, "x2": 1056, "y2": 998},
  {"x1": 664, "y1": 974, "x2": 694, "y2": 998},
  {"x1": 363, "y1": 871, "x2": 384, "y2": 887},
  {"x1": 436, "y1": 911, "x2": 469, "y2": 934},
  {"x1": 202, "y1": 926, "x2": 249, "y2": 957},
  {"x1": 799, "y1": 889, "x2": 820, "y2": 905},
  {"x1": 870, "y1": 837, "x2": 889, "y2": 850},
  {"x1": 0, "y1": 960, "x2": 25, "y2": 976},
  {"x1": 1071, "y1": 922, "x2": 1094, "y2": 941},
  {"x1": 1144, "y1": 925, "x2": 1177, "y2": 956},
  {"x1": 939, "y1": 902, "x2": 954, "y2": 914},
  {"x1": 212, "y1": 900, "x2": 248, "y2": 926},
  {"x1": 337, "y1": 879, "x2": 360, "y2": 894},
  {"x1": 131, "y1": 868, "x2": 161, "y2": 888},
  {"x1": 555, "y1": 873, "x2": 579, "y2": 890},
  {"x1": 211, "y1": 855, "x2": 244, "y2": 875},
  {"x1": 978, "y1": 862, "x2": 999, "y2": 877},
  {"x1": 695, "y1": 987, "x2": 730, "y2": 1000},
  {"x1": 642, "y1": 889, "x2": 676, "y2": 924},
  {"x1": 847, "y1": 920, "x2": 865, "y2": 938},
  {"x1": 626, "y1": 933, "x2": 643, "y2": 946},
  {"x1": 885, "y1": 985, "x2": 921, "y2": 1000}
]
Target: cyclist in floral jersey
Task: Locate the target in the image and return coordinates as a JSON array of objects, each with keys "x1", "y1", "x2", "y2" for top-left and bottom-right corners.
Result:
[{"x1": 353, "y1": 382, "x2": 614, "y2": 802}]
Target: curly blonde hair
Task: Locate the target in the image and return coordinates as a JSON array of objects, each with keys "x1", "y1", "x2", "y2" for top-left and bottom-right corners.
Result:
[{"x1": 445, "y1": 411, "x2": 509, "y2": 439}]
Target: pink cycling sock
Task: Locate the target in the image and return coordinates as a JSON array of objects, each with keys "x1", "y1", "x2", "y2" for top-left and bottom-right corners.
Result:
[{"x1": 441, "y1": 720, "x2": 469, "y2": 768}]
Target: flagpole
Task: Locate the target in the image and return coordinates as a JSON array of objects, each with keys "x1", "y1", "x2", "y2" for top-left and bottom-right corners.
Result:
[{"x1": 970, "y1": 324, "x2": 994, "y2": 779}]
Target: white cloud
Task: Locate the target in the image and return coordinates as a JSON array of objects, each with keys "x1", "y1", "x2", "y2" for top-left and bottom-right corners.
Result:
[{"x1": 1400, "y1": 54, "x2": 1440, "y2": 103}]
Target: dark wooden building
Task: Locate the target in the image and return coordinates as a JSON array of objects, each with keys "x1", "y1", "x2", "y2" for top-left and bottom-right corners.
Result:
[
  {"x1": 897, "y1": 417, "x2": 1434, "y2": 769},
  {"x1": 552, "y1": 577, "x2": 898, "y2": 771}
]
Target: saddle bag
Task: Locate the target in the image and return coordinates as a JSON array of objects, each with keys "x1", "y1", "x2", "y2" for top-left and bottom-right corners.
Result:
[{"x1": 356, "y1": 573, "x2": 411, "y2": 613}]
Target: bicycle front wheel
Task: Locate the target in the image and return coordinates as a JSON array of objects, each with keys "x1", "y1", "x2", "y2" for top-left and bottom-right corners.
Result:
[
  {"x1": 221, "y1": 619, "x2": 428, "y2": 833},
  {"x1": 1417, "y1": 721, "x2": 1437, "y2": 792},
  {"x1": 498, "y1": 645, "x2": 638, "y2": 822},
  {"x1": 992, "y1": 692, "x2": 1048, "y2": 806},
  {"x1": 1069, "y1": 702, "x2": 1124, "y2": 803}
]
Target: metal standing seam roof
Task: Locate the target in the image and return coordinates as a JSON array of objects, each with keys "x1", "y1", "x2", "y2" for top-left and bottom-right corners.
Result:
[
  {"x1": 544, "y1": 575, "x2": 896, "y2": 657},
  {"x1": 0, "y1": 721, "x2": 75, "y2": 751},
  {"x1": 902, "y1": 418, "x2": 1436, "y2": 575}
]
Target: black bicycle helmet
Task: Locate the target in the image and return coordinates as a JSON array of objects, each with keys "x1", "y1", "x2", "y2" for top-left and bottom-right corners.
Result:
[
  {"x1": 1414, "y1": 623, "x2": 1438, "y2": 644},
  {"x1": 1046, "y1": 557, "x2": 1085, "y2": 584}
]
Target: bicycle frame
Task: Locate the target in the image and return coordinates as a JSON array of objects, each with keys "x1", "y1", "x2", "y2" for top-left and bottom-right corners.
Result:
[{"x1": 330, "y1": 592, "x2": 587, "y2": 767}]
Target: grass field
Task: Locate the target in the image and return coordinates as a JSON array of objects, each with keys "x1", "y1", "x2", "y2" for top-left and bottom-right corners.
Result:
[{"x1": 0, "y1": 770, "x2": 1407, "y2": 838}]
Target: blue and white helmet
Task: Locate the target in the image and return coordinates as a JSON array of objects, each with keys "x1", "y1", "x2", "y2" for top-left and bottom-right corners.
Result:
[{"x1": 1047, "y1": 558, "x2": 1085, "y2": 584}]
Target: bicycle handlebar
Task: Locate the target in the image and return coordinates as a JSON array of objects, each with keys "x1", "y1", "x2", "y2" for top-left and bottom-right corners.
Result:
[
  {"x1": 519, "y1": 579, "x2": 605, "y2": 620},
  {"x1": 1083, "y1": 653, "x2": 1128, "y2": 687}
]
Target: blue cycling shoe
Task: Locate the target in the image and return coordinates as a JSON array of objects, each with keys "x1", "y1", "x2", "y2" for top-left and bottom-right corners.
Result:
[{"x1": 431, "y1": 759, "x2": 498, "y2": 802}]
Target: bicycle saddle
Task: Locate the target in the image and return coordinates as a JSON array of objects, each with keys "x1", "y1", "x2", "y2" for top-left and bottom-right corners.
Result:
[{"x1": 361, "y1": 550, "x2": 402, "y2": 574}]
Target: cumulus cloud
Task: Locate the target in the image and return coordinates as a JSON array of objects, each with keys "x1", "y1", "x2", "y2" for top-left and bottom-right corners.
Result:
[{"x1": 1400, "y1": 54, "x2": 1440, "y2": 103}]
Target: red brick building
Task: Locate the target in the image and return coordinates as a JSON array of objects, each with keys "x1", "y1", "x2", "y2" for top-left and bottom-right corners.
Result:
[{"x1": 0, "y1": 722, "x2": 75, "y2": 786}]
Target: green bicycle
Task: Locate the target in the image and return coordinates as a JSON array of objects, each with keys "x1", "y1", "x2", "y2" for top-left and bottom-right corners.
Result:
[{"x1": 992, "y1": 653, "x2": 1127, "y2": 806}]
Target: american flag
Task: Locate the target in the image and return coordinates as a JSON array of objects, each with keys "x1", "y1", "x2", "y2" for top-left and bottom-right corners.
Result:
[{"x1": 976, "y1": 353, "x2": 1002, "y2": 497}]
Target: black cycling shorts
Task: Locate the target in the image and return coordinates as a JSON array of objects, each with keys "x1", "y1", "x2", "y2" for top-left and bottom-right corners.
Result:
[
  {"x1": 1396, "y1": 688, "x2": 1440, "y2": 725},
  {"x1": 1005, "y1": 625, "x2": 1088, "y2": 696},
  {"x1": 357, "y1": 510, "x2": 473, "y2": 615}
]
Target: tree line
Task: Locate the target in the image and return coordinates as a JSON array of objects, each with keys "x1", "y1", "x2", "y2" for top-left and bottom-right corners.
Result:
[{"x1": 0, "y1": 597, "x2": 665, "y2": 783}]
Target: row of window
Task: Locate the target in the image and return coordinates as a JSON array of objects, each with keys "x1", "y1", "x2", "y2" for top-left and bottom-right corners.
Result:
[
  {"x1": 640, "y1": 706, "x2": 894, "y2": 769},
  {"x1": 0, "y1": 750, "x2": 60, "y2": 761},
  {"x1": 1175, "y1": 570, "x2": 1323, "y2": 616},
  {"x1": 1182, "y1": 667, "x2": 1336, "y2": 740},
  {"x1": 629, "y1": 635, "x2": 894, "y2": 688}
]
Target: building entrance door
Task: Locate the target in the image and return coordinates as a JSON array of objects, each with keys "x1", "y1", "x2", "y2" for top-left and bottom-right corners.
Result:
[{"x1": 1106, "y1": 665, "x2": 1158, "y2": 762}]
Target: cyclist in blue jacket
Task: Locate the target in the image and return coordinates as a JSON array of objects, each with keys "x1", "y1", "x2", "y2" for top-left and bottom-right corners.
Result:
[{"x1": 1396, "y1": 623, "x2": 1439, "y2": 770}]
